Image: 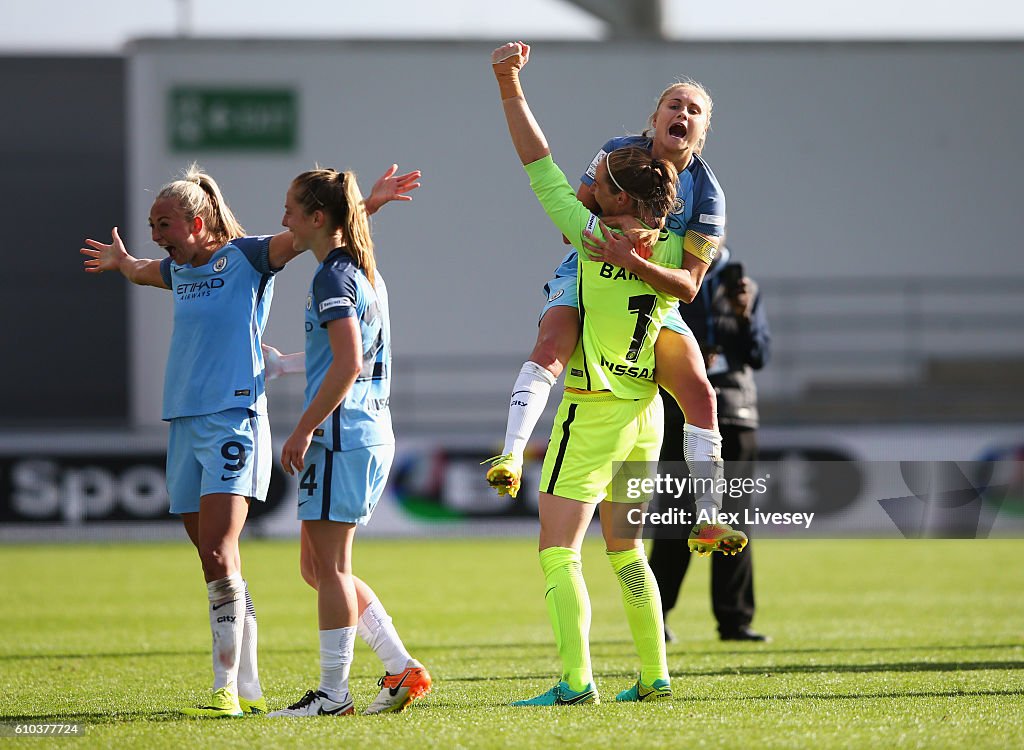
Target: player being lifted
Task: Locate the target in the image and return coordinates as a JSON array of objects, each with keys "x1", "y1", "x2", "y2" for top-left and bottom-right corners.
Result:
[
  {"x1": 491, "y1": 40, "x2": 697, "y2": 705},
  {"x1": 485, "y1": 56, "x2": 746, "y2": 555}
]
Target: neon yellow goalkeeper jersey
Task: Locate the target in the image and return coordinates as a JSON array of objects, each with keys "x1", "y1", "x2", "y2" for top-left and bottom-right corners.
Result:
[{"x1": 524, "y1": 155, "x2": 682, "y2": 400}]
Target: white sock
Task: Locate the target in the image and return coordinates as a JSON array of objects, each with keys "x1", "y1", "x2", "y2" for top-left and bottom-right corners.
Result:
[
  {"x1": 683, "y1": 423, "x2": 724, "y2": 522},
  {"x1": 237, "y1": 580, "x2": 262, "y2": 701},
  {"x1": 357, "y1": 598, "x2": 413, "y2": 674},
  {"x1": 207, "y1": 573, "x2": 246, "y2": 691},
  {"x1": 501, "y1": 361, "x2": 557, "y2": 458},
  {"x1": 318, "y1": 626, "x2": 356, "y2": 702}
]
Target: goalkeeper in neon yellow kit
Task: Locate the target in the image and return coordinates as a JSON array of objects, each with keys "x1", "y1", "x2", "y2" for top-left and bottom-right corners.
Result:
[{"x1": 490, "y1": 41, "x2": 703, "y2": 705}]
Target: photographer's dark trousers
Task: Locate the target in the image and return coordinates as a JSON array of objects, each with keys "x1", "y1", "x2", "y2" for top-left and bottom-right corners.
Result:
[{"x1": 649, "y1": 394, "x2": 757, "y2": 636}]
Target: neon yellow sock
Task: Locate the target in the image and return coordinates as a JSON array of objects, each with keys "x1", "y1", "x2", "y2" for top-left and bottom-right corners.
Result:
[
  {"x1": 539, "y1": 546, "x2": 593, "y2": 692},
  {"x1": 607, "y1": 547, "x2": 669, "y2": 685}
]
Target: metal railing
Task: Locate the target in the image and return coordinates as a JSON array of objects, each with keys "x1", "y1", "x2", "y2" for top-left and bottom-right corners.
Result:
[{"x1": 757, "y1": 275, "x2": 1024, "y2": 399}]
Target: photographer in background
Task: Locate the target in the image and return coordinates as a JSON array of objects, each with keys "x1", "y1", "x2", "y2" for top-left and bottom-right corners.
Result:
[{"x1": 650, "y1": 246, "x2": 773, "y2": 642}]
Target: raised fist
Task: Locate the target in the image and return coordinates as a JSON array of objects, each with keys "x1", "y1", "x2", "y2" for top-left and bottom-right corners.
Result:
[{"x1": 491, "y1": 41, "x2": 530, "y2": 72}]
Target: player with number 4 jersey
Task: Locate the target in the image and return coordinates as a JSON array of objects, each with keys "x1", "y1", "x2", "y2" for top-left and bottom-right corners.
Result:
[{"x1": 271, "y1": 167, "x2": 430, "y2": 719}]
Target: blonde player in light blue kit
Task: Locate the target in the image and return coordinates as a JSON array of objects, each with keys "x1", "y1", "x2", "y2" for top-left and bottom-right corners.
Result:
[
  {"x1": 81, "y1": 163, "x2": 419, "y2": 718},
  {"x1": 485, "y1": 68, "x2": 745, "y2": 556}
]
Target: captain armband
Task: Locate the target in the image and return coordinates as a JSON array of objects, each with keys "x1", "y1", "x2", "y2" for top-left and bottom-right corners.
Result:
[{"x1": 683, "y1": 232, "x2": 719, "y2": 265}]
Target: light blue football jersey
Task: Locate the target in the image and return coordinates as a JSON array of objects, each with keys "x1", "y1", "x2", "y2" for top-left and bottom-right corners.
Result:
[
  {"x1": 549, "y1": 136, "x2": 728, "y2": 279},
  {"x1": 304, "y1": 248, "x2": 393, "y2": 451},
  {"x1": 159, "y1": 236, "x2": 276, "y2": 420},
  {"x1": 581, "y1": 135, "x2": 726, "y2": 239}
]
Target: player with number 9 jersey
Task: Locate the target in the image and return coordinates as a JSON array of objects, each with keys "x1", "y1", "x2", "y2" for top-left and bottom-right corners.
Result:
[
  {"x1": 160, "y1": 234, "x2": 276, "y2": 509},
  {"x1": 80, "y1": 163, "x2": 318, "y2": 719}
]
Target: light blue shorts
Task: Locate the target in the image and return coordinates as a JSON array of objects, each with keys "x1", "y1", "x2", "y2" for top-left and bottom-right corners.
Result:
[
  {"x1": 539, "y1": 250, "x2": 694, "y2": 338},
  {"x1": 296, "y1": 443, "x2": 395, "y2": 525},
  {"x1": 166, "y1": 408, "x2": 272, "y2": 514},
  {"x1": 539, "y1": 250, "x2": 580, "y2": 319}
]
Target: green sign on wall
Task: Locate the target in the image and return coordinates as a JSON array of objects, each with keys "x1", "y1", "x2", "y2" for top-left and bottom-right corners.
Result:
[{"x1": 169, "y1": 88, "x2": 297, "y2": 151}]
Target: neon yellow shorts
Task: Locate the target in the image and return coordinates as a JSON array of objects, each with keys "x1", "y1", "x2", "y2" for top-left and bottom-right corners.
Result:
[{"x1": 539, "y1": 390, "x2": 663, "y2": 503}]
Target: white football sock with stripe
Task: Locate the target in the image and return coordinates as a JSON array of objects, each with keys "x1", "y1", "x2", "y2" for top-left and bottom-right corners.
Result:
[
  {"x1": 207, "y1": 573, "x2": 246, "y2": 691},
  {"x1": 318, "y1": 626, "x2": 356, "y2": 703},
  {"x1": 684, "y1": 423, "x2": 724, "y2": 522},
  {"x1": 358, "y1": 598, "x2": 413, "y2": 674},
  {"x1": 501, "y1": 361, "x2": 557, "y2": 458},
  {"x1": 237, "y1": 580, "x2": 262, "y2": 701}
]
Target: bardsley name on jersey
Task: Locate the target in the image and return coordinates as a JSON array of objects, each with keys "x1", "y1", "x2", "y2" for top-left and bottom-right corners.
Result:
[{"x1": 598, "y1": 263, "x2": 640, "y2": 282}]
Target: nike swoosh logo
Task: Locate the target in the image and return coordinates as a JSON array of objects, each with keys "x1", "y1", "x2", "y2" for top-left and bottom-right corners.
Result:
[
  {"x1": 221, "y1": 474, "x2": 241, "y2": 481},
  {"x1": 556, "y1": 690, "x2": 594, "y2": 705},
  {"x1": 318, "y1": 703, "x2": 349, "y2": 715},
  {"x1": 637, "y1": 686, "x2": 656, "y2": 699},
  {"x1": 388, "y1": 672, "x2": 412, "y2": 697},
  {"x1": 211, "y1": 599, "x2": 237, "y2": 611},
  {"x1": 544, "y1": 586, "x2": 556, "y2": 599}
]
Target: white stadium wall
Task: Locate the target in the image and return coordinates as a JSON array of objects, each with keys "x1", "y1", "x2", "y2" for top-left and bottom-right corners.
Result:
[{"x1": 126, "y1": 39, "x2": 1024, "y2": 428}]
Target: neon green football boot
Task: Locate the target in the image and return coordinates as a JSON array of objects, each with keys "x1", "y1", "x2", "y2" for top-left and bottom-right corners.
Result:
[
  {"x1": 688, "y1": 522, "x2": 748, "y2": 556},
  {"x1": 182, "y1": 687, "x2": 244, "y2": 718},
  {"x1": 239, "y1": 695, "x2": 268, "y2": 715},
  {"x1": 483, "y1": 453, "x2": 523, "y2": 498}
]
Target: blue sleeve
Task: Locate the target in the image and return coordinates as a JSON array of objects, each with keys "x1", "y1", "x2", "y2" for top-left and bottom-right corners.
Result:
[
  {"x1": 313, "y1": 264, "x2": 360, "y2": 327},
  {"x1": 580, "y1": 136, "x2": 637, "y2": 186},
  {"x1": 159, "y1": 257, "x2": 172, "y2": 288},
  {"x1": 233, "y1": 236, "x2": 276, "y2": 275},
  {"x1": 687, "y1": 161, "x2": 727, "y2": 238}
]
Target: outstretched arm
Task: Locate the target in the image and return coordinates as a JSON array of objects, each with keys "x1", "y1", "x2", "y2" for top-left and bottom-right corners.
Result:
[
  {"x1": 364, "y1": 164, "x2": 422, "y2": 216},
  {"x1": 267, "y1": 231, "x2": 304, "y2": 270},
  {"x1": 80, "y1": 227, "x2": 168, "y2": 289},
  {"x1": 492, "y1": 42, "x2": 550, "y2": 166},
  {"x1": 267, "y1": 164, "x2": 422, "y2": 270},
  {"x1": 262, "y1": 344, "x2": 306, "y2": 380}
]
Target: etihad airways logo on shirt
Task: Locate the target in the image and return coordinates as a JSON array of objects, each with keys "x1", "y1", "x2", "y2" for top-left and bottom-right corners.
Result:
[{"x1": 176, "y1": 277, "x2": 224, "y2": 299}]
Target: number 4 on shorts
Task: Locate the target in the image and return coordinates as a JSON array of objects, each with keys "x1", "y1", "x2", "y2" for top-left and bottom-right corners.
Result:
[{"x1": 299, "y1": 464, "x2": 318, "y2": 495}]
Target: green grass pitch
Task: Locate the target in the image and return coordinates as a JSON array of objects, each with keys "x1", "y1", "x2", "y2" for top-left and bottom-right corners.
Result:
[{"x1": 1, "y1": 537, "x2": 1022, "y2": 748}]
